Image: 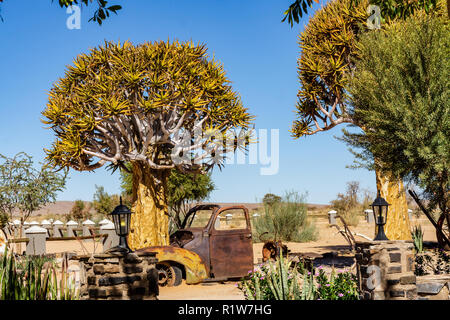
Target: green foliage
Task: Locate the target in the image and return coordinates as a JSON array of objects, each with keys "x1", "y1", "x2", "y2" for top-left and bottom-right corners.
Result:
[
  {"x1": 238, "y1": 254, "x2": 306, "y2": 300},
  {"x1": 0, "y1": 0, "x2": 121, "y2": 25},
  {"x1": 411, "y1": 225, "x2": 424, "y2": 253},
  {"x1": 0, "y1": 249, "x2": 78, "y2": 300},
  {"x1": 350, "y1": 0, "x2": 444, "y2": 21},
  {"x1": 342, "y1": 14, "x2": 449, "y2": 216},
  {"x1": 254, "y1": 191, "x2": 317, "y2": 242},
  {"x1": 315, "y1": 267, "x2": 360, "y2": 300},
  {"x1": 284, "y1": 0, "x2": 447, "y2": 28},
  {"x1": 166, "y1": 170, "x2": 215, "y2": 228},
  {"x1": 0, "y1": 152, "x2": 67, "y2": 223},
  {"x1": 282, "y1": 0, "x2": 318, "y2": 27},
  {"x1": 262, "y1": 193, "x2": 281, "y2": 207}
]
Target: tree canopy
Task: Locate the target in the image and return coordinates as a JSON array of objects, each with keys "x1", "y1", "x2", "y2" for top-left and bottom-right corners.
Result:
[
  {"x1": 42, "y1": 40, "x2": 252, "y2": 175},
  {"x1": 342, "y1": 14, "x2": 449, "y2": 215}
]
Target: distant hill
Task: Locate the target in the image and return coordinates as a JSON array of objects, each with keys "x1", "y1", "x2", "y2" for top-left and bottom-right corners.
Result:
[{"x1": 13, "y1": 201, "x2": 330, "y2": 217}]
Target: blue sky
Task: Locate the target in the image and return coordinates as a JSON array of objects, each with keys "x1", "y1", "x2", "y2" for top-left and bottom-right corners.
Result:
[{"x1": 0, "y1": 0, "x2": 375, "y2": 204}]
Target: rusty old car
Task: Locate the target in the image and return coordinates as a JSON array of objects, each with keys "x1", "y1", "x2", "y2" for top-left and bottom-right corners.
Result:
[{"x1": 136, "y1": 204, "x2": 254, "y2": 286}]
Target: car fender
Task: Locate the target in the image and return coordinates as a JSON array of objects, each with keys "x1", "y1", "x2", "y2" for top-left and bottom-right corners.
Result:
[{"x1": 136, "y1": 246, "x2": 208, "y2": 284}]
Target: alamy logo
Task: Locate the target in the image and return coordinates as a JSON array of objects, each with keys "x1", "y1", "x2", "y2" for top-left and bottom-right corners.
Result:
[
  {"x1": 366, "y1": 265, "x2": 381, "y2": 289},
  {"x1": 66, "y1": 5, "x2": 81, "y2": 30},
  {"x1": 367, "y1": 5, "x2": 381, "y2": 30}
]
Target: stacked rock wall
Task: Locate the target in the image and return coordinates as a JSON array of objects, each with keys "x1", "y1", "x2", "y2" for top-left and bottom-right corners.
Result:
[{"x1": 74, "y1": 251, "x2": 159, "y2": 300}]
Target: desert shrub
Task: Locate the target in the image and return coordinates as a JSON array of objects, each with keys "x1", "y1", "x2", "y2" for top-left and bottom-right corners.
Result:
[{"x1": 253, "y1": 191, "x2": 317, "y2": 243}]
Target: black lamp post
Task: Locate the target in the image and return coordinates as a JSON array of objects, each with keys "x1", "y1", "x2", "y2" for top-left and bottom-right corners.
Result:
[
  {"x1": 371, "y1": 191, "x2": 389, "y2": 241},
  {"x1": 108, "y1": 197, "x2": 133, "y2": 253}
]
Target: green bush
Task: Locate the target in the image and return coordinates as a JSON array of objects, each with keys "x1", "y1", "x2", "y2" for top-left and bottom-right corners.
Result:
[{"x1": 253, "y1": 191, "x2": 317, "y2": 242}]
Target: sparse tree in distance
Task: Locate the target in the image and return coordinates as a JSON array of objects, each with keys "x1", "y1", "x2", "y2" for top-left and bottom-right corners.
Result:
[
  {"x1": 0, "y1": 152, "x2": 66, "y2": 228},
  {"x1": 92, "y1": 185, "x2": 118, "y2": 218},
  {"x1": 262, "y1": 193, "x2": 282, "y2": 207}
]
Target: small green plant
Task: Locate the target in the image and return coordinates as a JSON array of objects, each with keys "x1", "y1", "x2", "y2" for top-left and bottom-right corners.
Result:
[
  {"x1": 411, "y1": 225, "x2": 424, "y2": 253},
  {"x1": 315, "y1": 267, "x2": 360, "y2": 300}
]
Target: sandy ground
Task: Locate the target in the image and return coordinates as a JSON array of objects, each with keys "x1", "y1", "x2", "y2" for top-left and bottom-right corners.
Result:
[{"x1": 11, "y1": 215, "x2": 438, "y2": 300}]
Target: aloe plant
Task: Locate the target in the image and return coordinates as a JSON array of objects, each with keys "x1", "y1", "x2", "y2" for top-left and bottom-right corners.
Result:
[
  {"x1": 0, "y1": 248, "x2": 78, "y2": 300},
  {"x1": 300, "y1": 271, "x2": 316, "y2": 300},
  {"x1": 412, "y1": 225, "x2": 424, "y2": 253}
]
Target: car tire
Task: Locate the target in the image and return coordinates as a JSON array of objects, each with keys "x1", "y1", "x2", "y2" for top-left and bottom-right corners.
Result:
[{"x1": 157, "y1": 262, "x2": 183, "y2": 287}]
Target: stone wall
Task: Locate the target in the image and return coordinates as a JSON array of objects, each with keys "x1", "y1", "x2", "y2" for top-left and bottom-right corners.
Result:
[
  {"x1": 355, "y1": 240, "x2": 417, "y2": 300},
  {"x1": 73, "y1": 251, "x2": 159, "y2": 300}
]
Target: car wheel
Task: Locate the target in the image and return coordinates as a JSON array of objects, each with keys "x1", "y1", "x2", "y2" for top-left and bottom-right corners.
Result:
[{"x1": 156, "y1": 262, "x2": 183, "y2": 287}]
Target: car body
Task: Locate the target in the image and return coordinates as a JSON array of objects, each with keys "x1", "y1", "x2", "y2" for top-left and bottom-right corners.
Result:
[{"x1": 136, "y1": 204, "x2": 254, "y2": 285}]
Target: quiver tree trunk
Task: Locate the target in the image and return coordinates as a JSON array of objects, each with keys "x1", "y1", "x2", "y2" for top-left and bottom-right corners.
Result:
[
  {"x1": 375, "y1": 169, "x2": 411, "y2": 240},
  {"x1": 128, "y1": 163, "x2": 170, "y2": 250}
]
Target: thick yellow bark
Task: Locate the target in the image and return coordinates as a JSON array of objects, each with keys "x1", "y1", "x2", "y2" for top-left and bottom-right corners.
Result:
[
  {"x1": 375, "y1": 169, "x2": 411, "y2": 240},
  {"x1": 128, "y1": 163, "x2": 170, "y2": 250}
]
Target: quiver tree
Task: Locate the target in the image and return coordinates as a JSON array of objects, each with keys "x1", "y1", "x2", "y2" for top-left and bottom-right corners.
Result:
[
  {"x1": 42, "y1": 40, "x2": 253, "y2": 249},
  {"x1": 291, "y1": 0, "x2": 414, "y2": 240}
]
